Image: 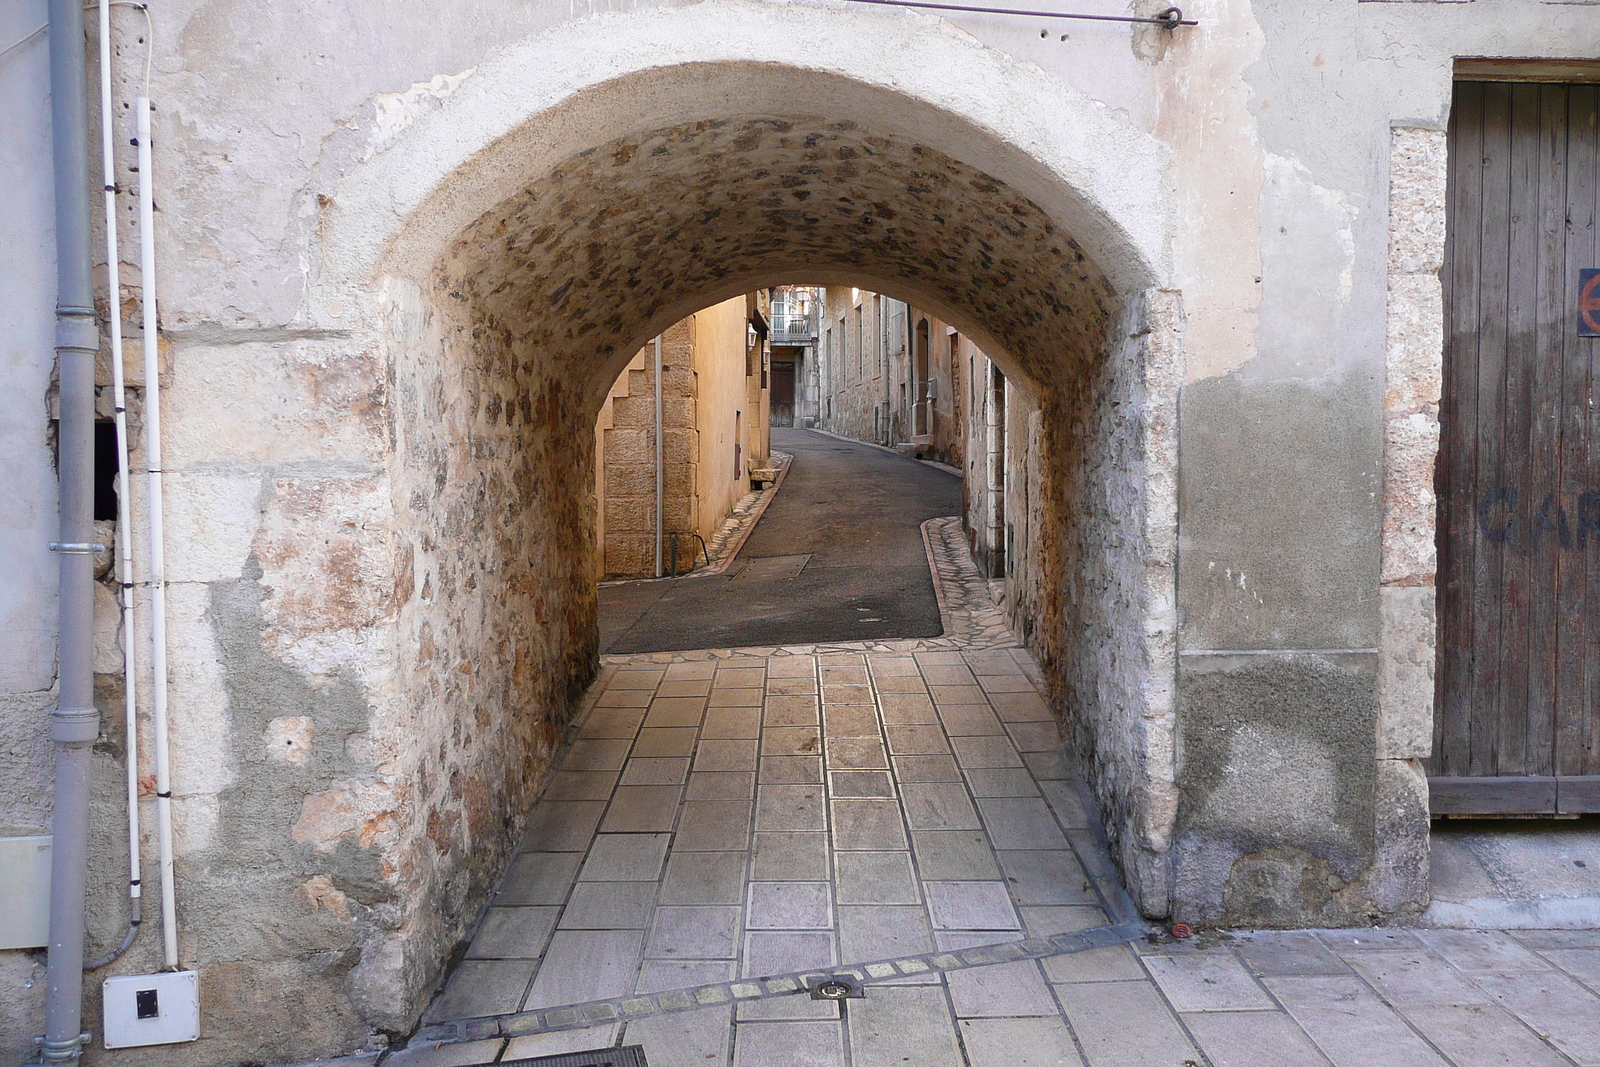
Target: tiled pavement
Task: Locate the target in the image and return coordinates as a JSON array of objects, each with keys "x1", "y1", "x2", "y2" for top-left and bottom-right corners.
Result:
[{"x1": 389, "y1": 650, "x2": 1600, "y2": 1067}]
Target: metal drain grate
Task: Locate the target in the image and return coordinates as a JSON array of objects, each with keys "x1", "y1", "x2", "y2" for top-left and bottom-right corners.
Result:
[{"x1": 503, "y1": 1045, "x2": 649, "y2": 1067}]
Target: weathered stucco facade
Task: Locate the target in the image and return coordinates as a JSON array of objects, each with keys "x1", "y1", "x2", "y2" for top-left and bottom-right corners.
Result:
[{"x1": 3, "y1": 0, "x2": 1598, "y2": 1061}]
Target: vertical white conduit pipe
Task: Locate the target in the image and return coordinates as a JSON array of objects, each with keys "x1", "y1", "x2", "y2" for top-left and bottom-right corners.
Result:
[
  {"x1": 95, "y1": 0, "x2": 141, "y2": 966},
  {"x1": 653, "y1": 335, "x2": 664, "y2": 579},
  {"x1": 136, "y1": 95, "x2": 178, "y2": 970}
]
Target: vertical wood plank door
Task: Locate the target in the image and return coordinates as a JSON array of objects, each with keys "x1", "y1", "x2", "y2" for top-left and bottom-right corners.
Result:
[{"x1": 1433, "y1": 80, "x2": 1600, "y2": 815}]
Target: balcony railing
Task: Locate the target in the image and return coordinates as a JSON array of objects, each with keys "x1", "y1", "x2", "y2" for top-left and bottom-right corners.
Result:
[{"x1": 771, "y1": 311, "x2": 817, "y2": 344}]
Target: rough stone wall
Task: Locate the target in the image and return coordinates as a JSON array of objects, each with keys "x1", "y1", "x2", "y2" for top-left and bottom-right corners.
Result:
[{"x1": 818, "y1": 287, "x2": 889, "y2": 443}]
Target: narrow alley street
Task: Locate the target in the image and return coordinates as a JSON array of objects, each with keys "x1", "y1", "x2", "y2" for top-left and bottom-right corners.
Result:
[{"x1": 599, "y1": 429, "x2": 963, "y2": 653}]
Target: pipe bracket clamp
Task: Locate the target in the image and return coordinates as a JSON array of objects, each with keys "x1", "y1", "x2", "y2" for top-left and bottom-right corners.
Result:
[
  {"x1": 50, "y1": 542, "x2": 107, "y2": 554},
  {"x1": 55, "y1": 314, "x2": 99, "y2": 353},
  {"x1": 51, "y1": 707, "x2": 101, "y2": 744}
]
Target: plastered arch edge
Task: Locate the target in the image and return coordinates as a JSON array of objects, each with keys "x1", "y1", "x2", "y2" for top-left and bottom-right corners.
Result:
[{"x1": 312, "y1": 0, "x2": 1176, "y2": 306}]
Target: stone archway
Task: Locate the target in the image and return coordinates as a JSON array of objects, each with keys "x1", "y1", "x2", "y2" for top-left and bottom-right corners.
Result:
[{"x1": 303, "y1": 0, "x2": 1183, "y2": 1036}]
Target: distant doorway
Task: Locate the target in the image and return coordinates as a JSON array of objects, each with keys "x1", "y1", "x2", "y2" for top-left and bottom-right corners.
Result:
[{"x1": 771, "y1": 360, "x2": 796, "y2": 427}]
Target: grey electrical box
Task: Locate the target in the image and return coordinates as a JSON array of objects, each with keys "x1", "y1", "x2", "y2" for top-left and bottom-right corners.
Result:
[
  {"x1": 0, "y1": 836, "x2": 52, "y2": 949},
  {"x1": 104, "y1": 971, "x2": 201, "y2": 1048}
]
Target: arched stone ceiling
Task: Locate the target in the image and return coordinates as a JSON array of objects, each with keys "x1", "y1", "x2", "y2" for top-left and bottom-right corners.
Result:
[{"x1": 433, "y1": 115, "x2": 1119, "y2": 412}]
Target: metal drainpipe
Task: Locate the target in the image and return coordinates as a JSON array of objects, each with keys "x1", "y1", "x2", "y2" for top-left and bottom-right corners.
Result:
[
  {"x1": 654, "y1": 335, "x2": 663, "y2": 579},
  {"x1": 43, "y1": 0, "x2": 102, "y2": 1060}
]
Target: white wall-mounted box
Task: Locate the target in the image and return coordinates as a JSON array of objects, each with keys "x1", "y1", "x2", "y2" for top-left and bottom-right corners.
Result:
[
  {"x1": 103, "y1": 971, "x2": 201, "y2": 1048},
  {"x1": 0, "y1": 836, "x2": 51, "y2": 949}
]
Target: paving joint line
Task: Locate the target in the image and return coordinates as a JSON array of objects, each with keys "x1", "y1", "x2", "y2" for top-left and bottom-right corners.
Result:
[{"x1": 411, "y1": 920, "x2": 1149, "y2": 1048}]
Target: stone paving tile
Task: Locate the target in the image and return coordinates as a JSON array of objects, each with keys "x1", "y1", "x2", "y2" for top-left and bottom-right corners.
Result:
[
  {"x1": 1545, "y1": 947, "x2": 1600, "y2": 991},
  {"x1": 1514, "y1": 930, "x2": 1600, "y2": 950},
  {"x1": 879, "y1": 694, "x2": 939, "y2": 724},
  {"x1": 503, "y1": 1023, "x2": 619, "y2": 1061},
  {"x1": 660, "y1": 851, "x2": 747, "y2": 904},
  {"x1": 658, "y1": 678, "x2": 712, "y2": 698},
  {"x1": 710, "y1": 687, "x2": 765, "y2": 707},
  {"x1": 874, "y1": 675, "x2": 929, "y2": 694},
  {"x1": 632, "y1": 727, "x2": 700, "y2": 756},
  {"x1": 1019, "y1": 906, "x2": 1108, "y2": 936},
  {"x1": 831, "y1": 799, "x2": 910, "y2": 849},
  {"x1": 820, "y1": 665, "x2": 869, "y2": 685},
  {"x1": 835, "y1": 851, "x2": 920, "y2": 904},
  {"x1": 695, "y1": 739, "x2": 760, "y2": 772},
  {"x1": 1415, "y1": 929, "x2": 1553, "y2": 973},
  {"x1": 466, "y1": 906, "x2": 560, "y2": 960},
  {"x1": 760, "y1": 755, "x2": 824, "y2": 783},
  {"x1": 1142, "y1": 951, "x2": 1274, "y2": 1011},
  {"x1": 936, "y1": 704, "x2": 1006, "y2": 736},
  {"x1": 837, "y1": 905, "x2": 934, "y2": 961},
  {"x1": 822, "y1": 705, "x2": 879, "y2": 737},
  {"x1": 674, "y1": 800, "x2": 753, "y2": 851},
  {"x1": 976, "y1": 797, "x2": 1069, "y2": 849},
  {"x1": 1021, "y1": 751, "x2": 1071, "y2": 781},
  {"x1": 893, "y1": 754, "x2": 964, "y2": 781},
  {"x1": 687, "y1": 771, "x2": 755, "y2": 801},
  {"x1": 563, "y1": 738, "x2": 634, "y2": 772},
  {"x1": 763, "y1": 726, "x2": 822, "y2": 756},
  {"x1": 959, "y1": 1017, "x2": 1083, "y2": 1067},
  {"x1": 579, "y1": 834, "x2": 671, "y2": 881},
  {"x1": 851, "y1": 985, "x2": 964, "y2": 1067},
  {"x1": 702, "y1": 708, "x2": 762, "y2": 739},
  {"x1": 829, "y1": 769, "x2": 895, "y2": 798},
  {"x1": 498, "y1": 852, "x2": 582, "y2": 905},
  {"x1": 987, "y1": 691, "x2": 1053, "y2": 722},
  {"x1": 936, "y1": 931, "x2": 1025, "y2": 951},
  {"x1": 716, "y1": 667, "x2": 767, "y2": 688},
  {"x1": 765, "y1": 695, "x2": 821, "y2": 725},
  {"x1": 644, "y1": 697, "x2": 708, "y2": 728},
  {"x1": 930, "y1": 685, "x2": 988, "y2": 706},
  {"x1": 524, "y1": 930, "x2": 644, "y2": 1008},
  {"x1": 428, "y1": 959, "x2": 537, "y2": 1020},
  {"x1": 602, "y1": 785, "x2": 684, "y2": 831},
  {"x1": 747, "y1": 881, "x2": 834, "y2": 928},
  {"x1": 579, "y1": 708, "x2": 648, "y2": 738},
  {"x1": 1232, "y1": 931, "x2": 1352, "y2": 976},
  {"x1": 886, "y1": 725, "x2": 951, "y2": 755},
  {"x1": 951, "y1": 736, "x2": 1024, "y2": 768},
  {"x1": 1343, "y1": 949, "x2": 1490, "y2": 1006},
  {"x1": 620, "y1": 757, "x2": 691, "y2": 786},
  {"x1": 822, "y1": 684, "x2": 875, "y2": 705},
  {"x1": 1036, "y1": 780, "x2": 1091, "y2": 827},
  {"x1": 1044, "y1": 944, "x2": 1146, "y2": 982},
  {"x1": 611, "y1": 669, "x2": 667, "y2": 689},
  {"x1": 558, "y1": 882, "x2": 658, "y2": 929},
  {"x1": 647, "y1": 905, "x2": 742, "y2": 958},
  {"x1": 751, "y1": 832, "x2": 830, "y2": 880},
  {"x1": 1401, "y1": 1002, "x2": 1572, "y2": 1067},
  {"x1": 733, "y1": 1020, "x2": 845, "y2": 1067},
  {"x1": 1006, "y1": 722, "x2": 1063, "y2": 752},
  {"x1": 997, "y1": 850, "x2": 1094, "y2": 904},
  {"x1": 915, "y1": 651, "x2": 967, "y2": 667},
  {"x1": 756, "y1": 785, "x2": 828, "y2": 831},
  {"x1": 1265, "y1": 974, "x2": 1451, "y2": 1067},
  {"x1": 913, "y1": 830, "x2": 1001, "y2": 879},
  {"x1": 664, "y1": 661, "x2": 717, "y2": 680},
  {"x1": 1315, "y1": 928, "x2": 1420, "y2": 952},
  {"x1": 825, "y1": 737, "x2": 890, "y2": 769},
  {"x1": 1182, "y1": 1010, "x2": 1334, "y2": 1067},
  {"x1": 637, "y1": 959, "x2": 736, "y2": 993},
  {"x1": 597, "y1": 688, "x2": 655, "y2": 708},
  {"x1": 922, "y1": 664, "x2": 978, "y2": 686},
  {"x1": 624, "y1": 1004, "x2": 733, "y2": 1067},
  {"x1": 976, "y1": 674, "x2": 1038, "y2": 694},
  {"x1": 947, "y1": 960, "x2": 1058, "y2": 1017},
  {"x1": 520, "y1": 801, "x2": 607, "y2": 852},
  {"x1": 924, "y1": 881, "x2": 1020, "y2": 930},
  {"x1": 1056, "y1": 980, "x2": 1200, "y2": 1067},
  {"x1": 901, "y1": 782, "x2": 982, "y2": 830},
  {"x1": 767, "y1": 656, "x2": 817, "y2": 678},
  {"x1": 546, "y1": 770, "x2": 621, "y2": 801},
  {"x1": 1474, "y1": 968, "x2": 1600, "y2": 1065}
]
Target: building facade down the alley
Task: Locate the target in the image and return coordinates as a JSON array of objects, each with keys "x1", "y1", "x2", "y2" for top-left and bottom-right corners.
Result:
[
  {"x1": 593, "y1": 296, "x2": 772, "y2": 580},
  {"x1": 3, "y1": 0, "x2": 1600, "y2": 1063}
]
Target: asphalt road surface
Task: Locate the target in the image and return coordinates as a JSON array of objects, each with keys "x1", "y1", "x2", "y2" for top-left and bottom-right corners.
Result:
[{"x1": 598, "y1": 428, "x2": 962, "y2": 653}]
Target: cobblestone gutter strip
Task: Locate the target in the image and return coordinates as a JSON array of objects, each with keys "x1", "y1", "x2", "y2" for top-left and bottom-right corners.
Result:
[
  {"x1": 603, "y1": 515, "x2": 1017, "y2": 666},
  {"x1": 412, "y1": 921, "x2": 1148, "y2": 1048}
]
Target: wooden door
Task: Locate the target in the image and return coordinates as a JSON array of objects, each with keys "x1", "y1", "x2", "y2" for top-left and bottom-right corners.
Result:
[
  {"x1": 1433, "y1": 80, "x2": 1600, "y2": 815},
  {"x1": 771, "y1": 362, "x2": 795, "y2": 427}
]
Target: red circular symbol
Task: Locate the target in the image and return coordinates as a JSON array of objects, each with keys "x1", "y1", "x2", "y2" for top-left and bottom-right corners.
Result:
[{"x1": 1582, "y1": 271, "x2": 1600, "y2": 336}]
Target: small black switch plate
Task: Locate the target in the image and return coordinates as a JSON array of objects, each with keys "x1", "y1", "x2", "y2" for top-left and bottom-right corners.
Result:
[{"x1": 135, "y1": 988, "x2": 159, "y2": 1020}]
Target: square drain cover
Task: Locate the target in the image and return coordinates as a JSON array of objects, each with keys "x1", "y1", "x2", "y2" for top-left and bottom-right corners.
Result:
[{"x1": 504, "y1": 1046, "x2": 649, "y2": 1067}]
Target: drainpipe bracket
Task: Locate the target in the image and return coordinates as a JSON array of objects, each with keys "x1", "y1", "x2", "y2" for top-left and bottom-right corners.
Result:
[
  {"x1": 31, "y1": 1030, "x2": 92, "y2": 1064},
  {"x1": 55, "y1": 313, "x2": 98, "y2": 352},
  {"x1": 50, "y1": 706, "x2": 101, "y2": 744},
  {"x1": 49, "y1": 542, "x2": 106, "y2": 554}
]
